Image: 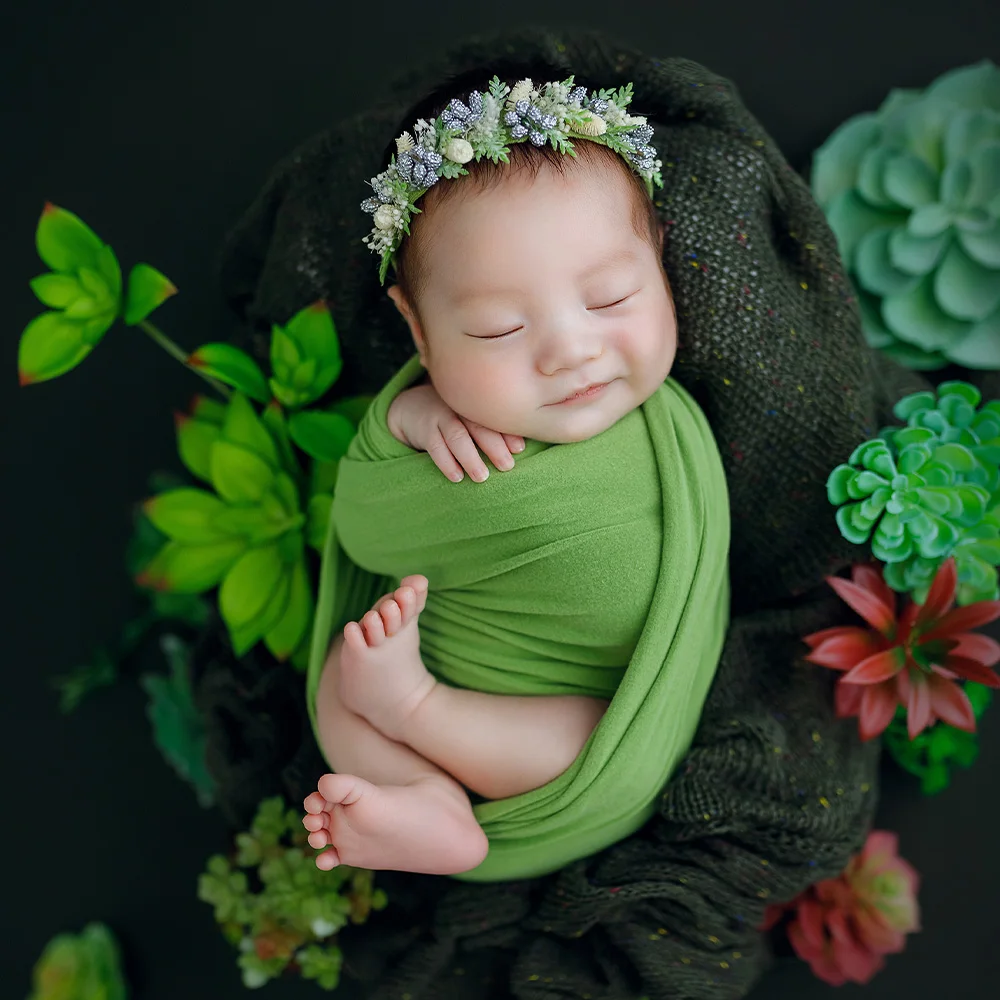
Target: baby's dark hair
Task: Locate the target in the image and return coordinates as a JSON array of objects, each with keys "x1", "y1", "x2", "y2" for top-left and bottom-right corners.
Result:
[{"x1": 381, "y1": 57, "x2": 664, "y2": 309}]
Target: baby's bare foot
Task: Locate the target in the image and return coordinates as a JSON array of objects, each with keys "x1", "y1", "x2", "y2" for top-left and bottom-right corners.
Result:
[
  {"x1": 301, "y1": 772, "x2": 489, "y2": 875},
  {"x1": 339, "y1": 574, "x2": 434, "y2": 738}
]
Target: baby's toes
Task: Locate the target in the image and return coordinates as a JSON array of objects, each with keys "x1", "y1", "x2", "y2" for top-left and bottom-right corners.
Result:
[
  {"x1": 377, "y1": 598, "x2": 403, "y2": 636},
  {"x1": 359, "y1": 608, "x2": 387, "y2": 645},
  {"x1": 302, "y1": 811, "x2": 326, "y2": 833},
  {"x1": 400, "y1": 574, "x2": 429, "y2": 613},
  {"x1": 303, "y1": 791, "x2": 328, "y2": 814},
  {"x1": 307, "y1": 828, "x2": 331, "y2": 849}
]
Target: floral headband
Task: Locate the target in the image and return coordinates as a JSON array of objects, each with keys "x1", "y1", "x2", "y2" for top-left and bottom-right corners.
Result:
[{"x1": 360, "y1": 74, "x2": 664, "y2": 285}]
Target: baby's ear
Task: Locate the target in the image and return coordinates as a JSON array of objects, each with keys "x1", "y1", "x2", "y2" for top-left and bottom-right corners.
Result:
[
  {"x1": 386, "y1": 284, "x2": 411, "y2": 320},
  {"x1": 386, "y1": 285, "x2": 428, "y2": 362}
]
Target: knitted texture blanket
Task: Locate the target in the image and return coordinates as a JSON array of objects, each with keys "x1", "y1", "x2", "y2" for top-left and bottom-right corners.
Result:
[
  {"x1": 201, "y1": 25, "x2": 937, "y2": 998},
  {"x1": 306, "y1": 352, "x2": 731, "y2": 883}
]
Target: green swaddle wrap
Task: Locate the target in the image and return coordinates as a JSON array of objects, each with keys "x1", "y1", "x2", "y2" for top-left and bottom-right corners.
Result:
[{"x1": 307, "y1": 352, "x2": 731, "y2": 882}]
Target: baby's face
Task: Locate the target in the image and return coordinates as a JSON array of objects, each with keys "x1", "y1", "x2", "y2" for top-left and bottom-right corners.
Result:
[{"x1": 389, "y1": 159, "x2": 678, "y2": 445}]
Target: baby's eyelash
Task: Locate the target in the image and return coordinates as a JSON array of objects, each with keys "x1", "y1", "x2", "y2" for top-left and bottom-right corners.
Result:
[{"x1": 476, "y1": 292, "x2": 637, "y2": 340}]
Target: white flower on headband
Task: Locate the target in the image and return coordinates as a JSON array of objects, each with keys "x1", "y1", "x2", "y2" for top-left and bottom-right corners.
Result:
[
  {"x1": 444, "y1": 137, "x2": 474, "y2": 164},
  {"x1": 360, "y1": 73, "x2": 664, "y2": 285}
]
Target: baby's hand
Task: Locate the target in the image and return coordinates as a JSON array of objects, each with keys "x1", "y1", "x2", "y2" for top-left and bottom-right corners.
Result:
[{"x1": 387, "y1": 383, "x2": 525, "y2": 483}]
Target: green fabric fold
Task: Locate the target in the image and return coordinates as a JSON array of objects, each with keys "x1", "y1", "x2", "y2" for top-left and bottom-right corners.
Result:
[{"x1": 307, "y1": 352, "x2": 731, "y2": 882}]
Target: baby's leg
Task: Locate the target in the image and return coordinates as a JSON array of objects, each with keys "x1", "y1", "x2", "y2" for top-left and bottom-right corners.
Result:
[{"x1": 302, "y1": 633, "x2": 489, "y2": 875}]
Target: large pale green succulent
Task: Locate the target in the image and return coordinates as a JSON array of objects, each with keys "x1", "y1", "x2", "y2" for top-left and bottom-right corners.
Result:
[{"x1": 812, "y1": 60, "x2": 1000, "y2": 370}]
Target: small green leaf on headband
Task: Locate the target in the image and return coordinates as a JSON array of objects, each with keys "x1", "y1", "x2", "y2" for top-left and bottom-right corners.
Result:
[
  {"x1": 187, "y1": 343, "x2": 270, "y2": 403},
  {"x1": 124, "y1": 262, "x2": 177, "y2": 325}
]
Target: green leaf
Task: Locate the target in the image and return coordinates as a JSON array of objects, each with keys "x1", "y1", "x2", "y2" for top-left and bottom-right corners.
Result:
[
  {"x1": 297, "y1": 942, "x2": 344, "y2": 991},
  {"x1": 219, "y1": 543, "x2": 284, "y2": 631},
  {"x1": 141, "y1": 633, "x2": 216, "y2": 807},
  {"x1": 191, "y1": 394, "x2": 227, "y2": 425},
  {"x1": 35, "y1": 203, "x2": 105, "y2": 273},
  {"x1": 49, "y1": 647, "x2": 118, "y2": 714},
  {"x1": 270, "y1": 322, "x2": 302, "y2": 382},
  {"x1": 187, "y1": 343, "x2": 270, "y2": 403},
  {"x1": 30, "y1": 272, "x2": 83, "y2": 308},
  {"x1": 18, "y1": 311, "x2": 98, "y2": 385},
  {"x1": 256, "y1": 566, "x2": 296, "y2": 640},
  {"x1": 329, "y1": 394, "x2": 375, "y2": 428},
  {"x1": 150, "y1": 590, "x2": 211, "y2": 627},
  {"x1": 210, "y1": 440, "x2": 275, "y2": 504},
  {"x1": 136, "y1": 538, "x2": 245, "y2": 593},
  {"x1": 306, "y1": 494, "x2": 333, "y2": 553},
  {"x1": 260, "y1": 402, "x2": 301, "y2": 479},
  {"x1": 175, "y1": 411, "x2": 221, "y2": 483},
  {"x1": 143, "y1": 488, "x2": 235, "y2": 543},
  {"x1": 288, "y1": 410, "x2": 356, "y2": 462},
  {"x1": 124, "y1": 262, "x2": 177, "y2": 325},
  {"x1": 264, "y1": 557, "x2": 312, "y2": 661},
  {"x1": 221, "y1": 392, "x2": 279, "y2": 468}
]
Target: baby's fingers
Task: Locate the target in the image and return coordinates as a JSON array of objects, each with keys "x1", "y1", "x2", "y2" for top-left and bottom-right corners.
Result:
[
  {"x1": 426, "y1": 421, "x2": 487, "y2": 482},
  {"x1": 466, "y1": 424, "x2": 518, "y2": 474}
]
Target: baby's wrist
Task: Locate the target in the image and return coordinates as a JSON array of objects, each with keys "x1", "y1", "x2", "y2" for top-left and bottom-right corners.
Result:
[{"x1": 386, "y1": 395, "x2": 413, "y2": 447}]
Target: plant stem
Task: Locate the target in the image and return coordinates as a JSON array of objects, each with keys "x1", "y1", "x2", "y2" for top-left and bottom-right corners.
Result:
[{"x1": 139, "y1": 319, "x2": 232, "y2": 398}]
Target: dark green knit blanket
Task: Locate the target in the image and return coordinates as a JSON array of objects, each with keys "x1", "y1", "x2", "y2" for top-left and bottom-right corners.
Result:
[{"x1": 197, "y1": 26, "x2": 936, "y2": 999}]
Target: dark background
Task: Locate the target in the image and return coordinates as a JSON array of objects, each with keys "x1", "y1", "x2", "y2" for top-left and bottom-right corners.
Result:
[{"x1": 3, "y1": 1, "x2": 999, "y2": 997}]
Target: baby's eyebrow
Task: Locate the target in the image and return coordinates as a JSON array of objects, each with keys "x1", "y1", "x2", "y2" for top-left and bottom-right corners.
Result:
[{"x1": 449, "y1": 247, "x2": 640, "y2": 305}]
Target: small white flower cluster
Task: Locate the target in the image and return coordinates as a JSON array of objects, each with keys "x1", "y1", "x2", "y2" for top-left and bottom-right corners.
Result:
[{"x1": 360, "y1": 74, "x2": 664, "y2": 285}]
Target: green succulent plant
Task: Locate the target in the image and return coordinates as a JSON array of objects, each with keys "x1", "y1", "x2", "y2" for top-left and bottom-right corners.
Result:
[
  {"x1": 137, "y1": 391, "x2": 316, "y2": 663},
  {"x1": 812, "y1": 60, "x2": 1000, "y2": 370},
  {"x1": 827, "y1": 380, "x2": 1000, "y2": 604},
  {"x1": 27, "y1": 922, "x2": 128, "y2": 1000},
  {"x1": 198, "y1": 796, "x2": 388, "y2": 990}
]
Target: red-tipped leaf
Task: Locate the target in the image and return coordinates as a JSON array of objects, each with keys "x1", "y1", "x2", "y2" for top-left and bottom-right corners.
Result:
[
  {"x1": 826, "y1": 574, "x2": 897, "y2": 635},
  {"x1": 842, "y1": 646, "x2": 906, "y2": 685}
]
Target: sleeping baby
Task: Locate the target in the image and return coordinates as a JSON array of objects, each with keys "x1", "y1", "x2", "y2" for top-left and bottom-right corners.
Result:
[{"x1": 301, "y1": 73, "x2": 731, "y2": 883}]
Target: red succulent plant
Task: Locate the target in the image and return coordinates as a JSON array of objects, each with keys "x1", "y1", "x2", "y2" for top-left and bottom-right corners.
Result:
[
  {"x1": 762, "y1": 830, "x2": 920, "y2": 985},
  {"x1": 802, "y1": 556, "x2": 1000, "y2": 740}
]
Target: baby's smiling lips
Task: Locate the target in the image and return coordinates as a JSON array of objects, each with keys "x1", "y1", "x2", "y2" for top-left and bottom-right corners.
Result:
[{"x1": 548, "y1": 379, "x2": 613, "y2": 405}]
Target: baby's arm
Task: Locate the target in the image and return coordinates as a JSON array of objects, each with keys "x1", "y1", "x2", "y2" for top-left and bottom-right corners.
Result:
[
  {"x1": 390, "y1": 682, "x2": 611, "y2": 801},
  {"x1": 387, "y1": 382, "x2": 524, "y2": 483}
]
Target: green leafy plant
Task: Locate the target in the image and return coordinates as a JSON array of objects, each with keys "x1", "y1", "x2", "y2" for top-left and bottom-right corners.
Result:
[
  {"x1": 19, "y1": 205, "x2": 373, "y2": 669},
  {"x1": 141, "y1": 632, "x2": 217, "y2": 807},
  {"x1": 883, "y1": 682, "x2": 993, "y2": 793},
  {"x1": 27, "y1": 922, "x2": 128, "y2": 1000},
  {"x1": 811, "y1": 60, "x2": 1000, "y2": 371},
  {"x1": 198, "y1": 796, "x2": 388, "y2": 990}
]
